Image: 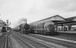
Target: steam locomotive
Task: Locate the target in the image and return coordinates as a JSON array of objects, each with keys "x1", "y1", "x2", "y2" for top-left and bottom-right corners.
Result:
[{"x1": 15, "y1": 23, "x2": 33, "y2": 34}]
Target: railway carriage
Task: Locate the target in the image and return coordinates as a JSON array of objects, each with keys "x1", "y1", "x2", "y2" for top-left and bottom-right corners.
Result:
[{"x1": 30, "y1": 21, "x2": 57, "y2": 35}]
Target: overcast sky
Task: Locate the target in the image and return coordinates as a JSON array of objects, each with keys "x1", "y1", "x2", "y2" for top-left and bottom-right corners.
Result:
[{"x1": 0, "y1": 0, "x2": 76, "y2": 27}]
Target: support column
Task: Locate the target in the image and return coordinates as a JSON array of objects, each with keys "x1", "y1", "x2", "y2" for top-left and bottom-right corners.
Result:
[
  {"x1": 62, "y1": 24, "x2": 64, "y2": 31},
  {"x1": 68, "y1": 24, "x2": 71, "y2": 31}
]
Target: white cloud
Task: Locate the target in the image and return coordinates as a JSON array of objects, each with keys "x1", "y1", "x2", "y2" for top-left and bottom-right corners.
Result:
[{"x1": 0, "y1": 0, "x2": 76, "y2": 27}]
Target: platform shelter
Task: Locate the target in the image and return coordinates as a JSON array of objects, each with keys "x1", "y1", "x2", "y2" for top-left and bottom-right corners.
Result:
[{"x1": 53, "y1": 20, "x2": 76, "y2": 33}]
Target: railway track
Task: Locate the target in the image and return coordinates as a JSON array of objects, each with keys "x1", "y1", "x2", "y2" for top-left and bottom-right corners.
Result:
[
  {"x1": 1, "y1": 31, "x2": 75, "y2": 48},
  {"x1": 4, "y1": 31, "x2": 75, "y2": 48},
  {"x1": 0, "y1": 32, "x2": 13, "y2": 48},
  {"x1": 12, "y1": 34, "x2": 51, "y2": 48},
  {"x1": 11, "y1": 32, "x2": 67, "y2": 48},
  {"x1": 0, "y1": 35, "x2": 8, "y2": 48},
  {"x1": 0, "y1": 37, "x2": 6, "y2": 48},
  {"x1": 28, "y1": 34, "x2": 76, "y2": 48},
  {"x1": 10, "y1": 34, "x2": 36, "y2": 48}
]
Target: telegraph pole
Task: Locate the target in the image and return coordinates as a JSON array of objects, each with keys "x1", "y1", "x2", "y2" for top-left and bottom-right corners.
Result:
[{"x1": 6, "y1": 20, "x2": 11, "y2": 32}]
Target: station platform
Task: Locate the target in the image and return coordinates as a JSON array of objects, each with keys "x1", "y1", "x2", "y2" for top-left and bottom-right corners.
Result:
[{"x1": 57, "y1": 31, "x2": 76, "y2": 33}]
